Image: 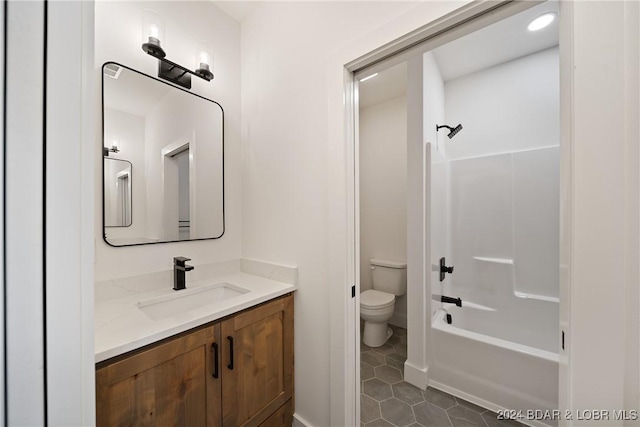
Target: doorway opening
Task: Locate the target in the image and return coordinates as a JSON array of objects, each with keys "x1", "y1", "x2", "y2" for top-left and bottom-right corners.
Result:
[
  {"x1": 116, "y1": 170, "x2": 131, "y2": 227},
  {"x1": 353, "y1": 1, "x2": 561, "y2": 425},
  {"x1": 163, "y1": 143, "x2": 192, "y2": 241}
]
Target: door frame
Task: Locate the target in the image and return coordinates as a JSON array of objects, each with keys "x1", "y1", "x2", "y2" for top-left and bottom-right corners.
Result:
[{"x1": 343, "y1": 1, "x2": 569, "y2": 424}]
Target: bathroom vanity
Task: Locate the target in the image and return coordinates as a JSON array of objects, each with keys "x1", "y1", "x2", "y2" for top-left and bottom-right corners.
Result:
[{"x1": 95, "y1": 259, "x2": 296, "y2": 427}]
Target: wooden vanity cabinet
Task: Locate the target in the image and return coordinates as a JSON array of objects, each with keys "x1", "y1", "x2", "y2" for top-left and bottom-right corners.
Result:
[
  {"x1": 95, "y1": 324, "x2": 221, "y2": 426},
  {"x1": 222, "y1": 294, "x2": 294, "y2": 427},
  {"x1": 96, "y1": 294, "x2": 294, "y2": 427}
]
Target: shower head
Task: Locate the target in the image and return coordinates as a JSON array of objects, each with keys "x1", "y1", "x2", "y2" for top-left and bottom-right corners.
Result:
[{"x1": 436, "y1": 123, "x2": 463, "y2": 139}]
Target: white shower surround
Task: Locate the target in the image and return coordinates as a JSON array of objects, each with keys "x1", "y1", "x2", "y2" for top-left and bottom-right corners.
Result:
[
  {"x1": 431, "y1": 307, "x2": 558, "y2": 427},
  {"x1": 426, "y1": 45, "x2": 560, "y2": 419},
  {"x1": 429, "y1": 147, "x2": 560, "y2": 422}
]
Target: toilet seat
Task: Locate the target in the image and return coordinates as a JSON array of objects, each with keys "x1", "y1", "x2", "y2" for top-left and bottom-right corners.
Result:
[{"x1": 360, "y1": 289, "x2": 394, "y2": 310}]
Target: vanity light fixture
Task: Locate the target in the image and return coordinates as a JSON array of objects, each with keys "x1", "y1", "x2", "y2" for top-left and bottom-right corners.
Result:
[
  {"x1": 141, "y1": 9, "x2": 166, "y2": 58},
  {"x1": 527, "y1": 12, "x2": 556, "y2": 32},
  {"x1": 103, "y1": 140, "x2": 120, "y2": 157},
  {"x1": 140, "y1": 10, "x2": 214, "y2": 90},
  {"x1": 194, "y1": 40, "x2": 214, "y2": 81}
]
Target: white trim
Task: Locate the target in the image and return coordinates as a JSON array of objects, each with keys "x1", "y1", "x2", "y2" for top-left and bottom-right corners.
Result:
[
  {"x1": 46, "y1": 1, "x2": 96, "y2": 425},
  {"x1": 346, "y1": 1, "x2": 544, "y2": 73},
  {"x1": 5, "y1": 2, "x2": 45, "y2": 424},
  {"x1": 350, "y1": 70, "x2": 360, "y2": 427},
  {"x1": 293, "y1": 412, "x2": 314, "y2": 427},
  {"x1": 345, "y1": 1, "x2": 567, "y2": 423},
  {"x1": 404, "y1": 361, "x2": 429, "y2": 390},
  {"x1": 0, "y1": 1, "x2": 5, "y2": 422},
  {"x1": 623, "y1": 0, "x2": 640, "y2": 417},
  {"x1": 161, "y1": 136, "x2": 195, "y2": 240},
  {"x1": 557, "y1": 2, "x2": 573, "y2": 424},
  {"x1": 80, "y1": 1, "x2": 96, "y2": 424},
  {"x1": 561, "y1": 1, "x2": 638, "y2": 421}
]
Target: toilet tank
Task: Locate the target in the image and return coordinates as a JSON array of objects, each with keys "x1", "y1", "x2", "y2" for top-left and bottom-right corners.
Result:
[{"x1": 370, "y1": 259, "x2": 407, "y2": 296}]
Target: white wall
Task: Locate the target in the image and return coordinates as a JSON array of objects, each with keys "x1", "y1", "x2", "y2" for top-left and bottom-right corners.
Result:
[
  {"x1": 445, "y1": 47, "x2": 560, "y2": 160},
  {"x1": 424, "y1": 52, "x2": 446, "y2": 156},
  {"x1": 85, "y1": 2, "x2": 640, "y2": 426},
  {"x1": 103, "y1": 108, "x2": 146, "y2": 240},
  {"x1": 242, "y1": 3, "x2": 640, "y2": 425},
  {"x1": 240, "y1": 2, "x2": 469, "y2": 425},
  {"x1": 144, "y1": 88, "x2": 224, "y2": 241},
  {"x1": 359, "y1": 95, "x2": 407, "y2": 326},
  {"x1": 560, "y1": 2, "x2": 639, "y2": 423},
  {"x1": 94, "y1": 1, "x2": 241, "y2": 280},
  {"x1": 1, "y1": 1, "x2": 632, "y2": 426},
  {"x1": 426, "y1": 47, "x2": 561, "y2": 352}
]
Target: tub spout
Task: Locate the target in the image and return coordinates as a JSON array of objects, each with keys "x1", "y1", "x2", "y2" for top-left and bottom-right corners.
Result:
[{"x1": 440, "y1": 295, "x2": 462, "y2": 307}]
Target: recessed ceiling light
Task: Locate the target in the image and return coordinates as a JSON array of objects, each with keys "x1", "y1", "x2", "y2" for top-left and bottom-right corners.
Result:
[
  {"x1": 360, "y1": 73, "x2": 378, "y2": 82},
  {"x1": 527, "y1": 13, "x2": 556, "y2": 32}
]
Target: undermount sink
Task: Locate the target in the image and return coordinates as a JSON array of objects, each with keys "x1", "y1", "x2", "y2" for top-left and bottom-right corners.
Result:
[{"x1": 137, "y1": 282, "x2": 249, "y2": 320}]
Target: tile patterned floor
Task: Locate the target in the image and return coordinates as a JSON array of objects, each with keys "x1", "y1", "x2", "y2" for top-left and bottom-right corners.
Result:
[{"x1": 360, "y1": 324, "x2": 525, "y2": 427}]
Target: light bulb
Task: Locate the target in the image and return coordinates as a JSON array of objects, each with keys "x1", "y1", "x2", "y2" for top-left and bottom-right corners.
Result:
[
  {"x1": 194, "y1": 41, "x2": 215, "y2": 81},
  {"x1": 141, "y1": 10, "x2": 166, "y2": 58},
  {"x1": 527, "y1": 13, "x2": 556, "y2": 32},
  {"x1": 142, "y1": 10, "x2": 165, "y2": 45},
  {"x1": 198, "y1": 50, "x2": 211, "y2": 67},
  {"x1": 149, "y1": 24, "x2": 159, "y2": 39},
  {"x1": 195, "y1": 41, "x2": 214, "y2": 71}
]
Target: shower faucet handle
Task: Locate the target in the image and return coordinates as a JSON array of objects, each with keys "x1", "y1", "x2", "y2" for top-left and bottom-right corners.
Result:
[{"x1": 439, "y1": 257, "x2": 454, "y2": 282}]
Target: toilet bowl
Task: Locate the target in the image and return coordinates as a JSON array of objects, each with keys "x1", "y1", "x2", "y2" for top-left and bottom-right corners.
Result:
[
  {"x1": 361, "y1": 290, "x2": 395, "y2": 347},
  {"x1": 360, "y1": 259, "x2": 407, "y2": 347}
]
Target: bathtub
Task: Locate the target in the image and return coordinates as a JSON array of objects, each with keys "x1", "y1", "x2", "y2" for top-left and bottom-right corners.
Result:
[{"x1": 429, "y1": 306, "x2": 559, "y2": 427}]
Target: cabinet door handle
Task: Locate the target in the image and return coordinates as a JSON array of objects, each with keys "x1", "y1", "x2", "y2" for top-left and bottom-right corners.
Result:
[
  {"x1": 212, "y1": 342, "x2": 219, "y2": 379},
  {"x1": 227, "y1": 336, "x2": 234, "y2": 370}
]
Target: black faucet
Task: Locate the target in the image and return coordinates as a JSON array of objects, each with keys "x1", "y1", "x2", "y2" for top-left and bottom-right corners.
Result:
[{"x1": 173, "y1": 257, "x2": 194, "y2": 291}]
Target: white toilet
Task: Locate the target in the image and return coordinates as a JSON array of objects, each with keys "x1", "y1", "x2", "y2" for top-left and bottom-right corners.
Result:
[{"x1": 360, "y1": 259, "x2": 407, "y2": 347}]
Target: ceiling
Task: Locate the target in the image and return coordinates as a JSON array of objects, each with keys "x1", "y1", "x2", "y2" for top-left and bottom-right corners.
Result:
[
  {"x1": 359, "y1": 62, "x2": 407, "y2": 109},
  {"x1": 432, "y1": 1, "x2": 559, "y2": 82},
  {"x1": 103, "y1": 65, "x2": 171, "y2": 117},
  {"x1": 211, "y1": 1, "x2": 260, "y2": 23},
  {"x1": 358, "y1": 1, "x2": 559, "y2": 108}
]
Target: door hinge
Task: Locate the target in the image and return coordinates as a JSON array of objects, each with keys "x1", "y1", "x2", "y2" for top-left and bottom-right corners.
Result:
[{"x1": 351, "y1": 285, "x2": 356, "y2": 298}]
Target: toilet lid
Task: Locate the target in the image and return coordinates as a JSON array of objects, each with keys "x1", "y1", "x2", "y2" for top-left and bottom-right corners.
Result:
[{"x1": 360, "y1": 290, "x2": 395, "y2": 309}]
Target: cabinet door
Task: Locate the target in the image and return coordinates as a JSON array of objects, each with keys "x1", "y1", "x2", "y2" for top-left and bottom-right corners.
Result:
[
  {"x1": 221, "y1": 295, "x2": 294, "y2": 427},
  {"x1": 259, "y1": 400, "x2": 293, "y2": 427},
  {"x1": 96, "y1": 324, "x2": 222, "y2": 427}
]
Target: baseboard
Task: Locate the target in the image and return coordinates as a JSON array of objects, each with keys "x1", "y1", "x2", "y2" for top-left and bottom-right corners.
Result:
[
  {"x1": 292, "y1": 413, "x2": 313, "y2": 427},
  {"x1": 403, "y1": 361, "x2": 429, "y2": 390}
]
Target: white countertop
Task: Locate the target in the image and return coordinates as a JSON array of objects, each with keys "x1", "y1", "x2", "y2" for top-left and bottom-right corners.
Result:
[{"x1": 95, "y1": 259, "x2": 297, "y2": 363}]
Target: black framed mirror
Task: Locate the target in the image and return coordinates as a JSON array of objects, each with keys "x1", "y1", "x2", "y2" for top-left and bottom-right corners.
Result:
[{"x1": 102, "y1": 62, "x2": 224, "y2": 246}]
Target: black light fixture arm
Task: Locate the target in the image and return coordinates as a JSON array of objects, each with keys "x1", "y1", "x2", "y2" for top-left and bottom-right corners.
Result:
[{"x1": 142, "y1": 46, "x2": 213, "y2": 90}]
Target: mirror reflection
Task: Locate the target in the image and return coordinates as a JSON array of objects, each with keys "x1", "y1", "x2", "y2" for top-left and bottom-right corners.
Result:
[
  {"x1": 104, "y1": 158, "x2": 133, "y2": 227},
  {"x1": 102, "y1": 62, "x2": 224, "y2": 246}
]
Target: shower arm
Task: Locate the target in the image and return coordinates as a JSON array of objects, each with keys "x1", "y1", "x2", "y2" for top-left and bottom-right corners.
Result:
[{"x1": 436, "y1": 125, "x2": 455, "y2": 132}]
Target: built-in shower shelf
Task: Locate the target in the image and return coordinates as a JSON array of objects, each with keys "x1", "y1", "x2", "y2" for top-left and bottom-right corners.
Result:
[
  {"x1": 472, "y1": 256, "x2": 514, "y2": 265},
  {"x1": 514, "y1": 291, "x2": 559, "y2": 303}
]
